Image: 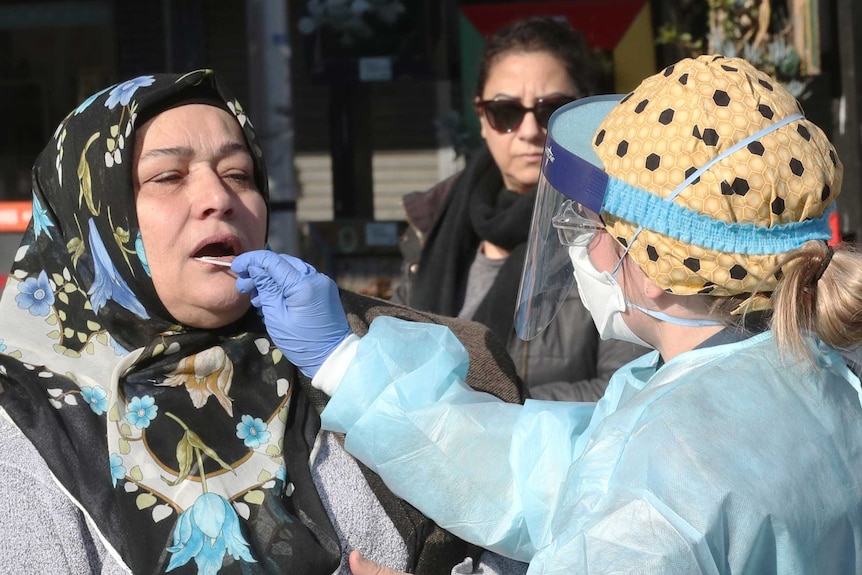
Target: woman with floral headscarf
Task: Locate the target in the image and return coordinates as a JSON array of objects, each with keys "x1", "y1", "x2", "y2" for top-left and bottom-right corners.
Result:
[
  {"x1": 234, "y1": 55, "x2": 862, "y2": 575},
  {"x1": 0, "y1": 70, "x2": 527, "y2": 575}
]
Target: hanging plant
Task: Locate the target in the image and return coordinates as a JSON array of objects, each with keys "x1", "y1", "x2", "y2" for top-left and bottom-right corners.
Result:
[
  {"x1": 708, "y1": 0, "x2": 810, "y2": 99},
  {"x1": 657, "y1": 0, "x2": 811, "y2": 100}
]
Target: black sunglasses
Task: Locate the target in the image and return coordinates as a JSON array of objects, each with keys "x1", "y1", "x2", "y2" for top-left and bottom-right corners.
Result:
[{"x1": 476, "y1": 96, "x2": 577, "y2": 133}]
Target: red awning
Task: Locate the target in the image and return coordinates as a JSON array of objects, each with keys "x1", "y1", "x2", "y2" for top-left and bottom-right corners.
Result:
[{"x1": 460, "y1": 0, "x2": 647, "y2": 51}]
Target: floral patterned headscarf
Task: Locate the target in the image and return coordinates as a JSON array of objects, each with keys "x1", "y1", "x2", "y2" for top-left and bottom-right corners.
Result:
[{"x1": 0, "y1": 70, "x2": 339, "y2": 574}]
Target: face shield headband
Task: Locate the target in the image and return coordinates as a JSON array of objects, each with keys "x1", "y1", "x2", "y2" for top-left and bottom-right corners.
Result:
[{"x1": 514, "y1": 95, "x2": 834, "y2": 341}]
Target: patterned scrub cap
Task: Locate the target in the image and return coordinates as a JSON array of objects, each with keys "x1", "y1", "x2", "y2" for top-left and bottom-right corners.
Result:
[{"x1": 594, "y1": 55, "x2": 842, "y2": 308}]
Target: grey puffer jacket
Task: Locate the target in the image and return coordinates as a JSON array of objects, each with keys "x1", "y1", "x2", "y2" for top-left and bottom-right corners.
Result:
[
  {"x1": 506, "y1": 286, "x2": 645, "y2": 401},
  {"x1": 394, "y1": 171, "x2": 647, "y2": 402}
]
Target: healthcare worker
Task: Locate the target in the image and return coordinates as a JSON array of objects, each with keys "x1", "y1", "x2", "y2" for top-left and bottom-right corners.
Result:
[{"x1": 233, "y1": 55, "x2": 862, "y2": 574}]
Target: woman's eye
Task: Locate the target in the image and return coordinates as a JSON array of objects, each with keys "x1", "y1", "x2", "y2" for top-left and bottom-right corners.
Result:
[
  {"x1": 151, "y1": 172, "x2": 183, "y2": 184},
  {"x1": 224, "y1": 171, "x2": 256, "y2": 187}
]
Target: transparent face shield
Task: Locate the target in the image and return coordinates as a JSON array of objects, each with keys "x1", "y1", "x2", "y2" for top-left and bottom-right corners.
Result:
[
  {"x1": 514, "y1": 95, "x2": 623, "y2": 340},
  {"x1": 514, "y1": 178, "x2": 576, "y2": 341},
  {"x1": 515, "y1": 94, "x2": 816, "y2": 340}
]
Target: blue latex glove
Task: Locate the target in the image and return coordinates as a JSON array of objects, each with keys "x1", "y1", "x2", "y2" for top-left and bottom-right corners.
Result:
[{"x1": 232, "y1": 250, "x2": 351, "y2": 378}]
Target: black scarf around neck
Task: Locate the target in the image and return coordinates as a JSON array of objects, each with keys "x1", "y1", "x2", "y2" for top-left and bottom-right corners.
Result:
[
  {"x1": 409, "y1": 145, "x2": 536, "y2": 337},
  {"x1": 469, "y1": 178, "x2": 536, "y2": 250}
]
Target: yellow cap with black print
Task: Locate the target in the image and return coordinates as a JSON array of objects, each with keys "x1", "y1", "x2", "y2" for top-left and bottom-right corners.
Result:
[{"x1": 594, "y1": 55, "x2": 842, "y2": 307}]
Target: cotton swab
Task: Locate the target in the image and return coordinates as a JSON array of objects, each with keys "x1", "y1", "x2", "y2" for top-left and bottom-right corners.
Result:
[{"x1": 195, "y1": 256, "x2": 233, "y2": 267}]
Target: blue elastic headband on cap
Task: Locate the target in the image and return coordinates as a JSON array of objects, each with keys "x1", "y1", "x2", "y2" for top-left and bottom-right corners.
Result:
[{"x1": 544, "y1": 98, "x2": 833, "y2": 255}]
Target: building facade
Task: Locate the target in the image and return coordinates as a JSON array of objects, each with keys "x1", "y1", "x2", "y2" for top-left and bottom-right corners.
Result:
[{"x1": 0, "y1": 0, "x2": 859, "y2": 291}]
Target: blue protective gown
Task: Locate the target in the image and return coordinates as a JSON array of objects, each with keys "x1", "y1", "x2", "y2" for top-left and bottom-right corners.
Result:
[{"x1": 318, "y1": 317, "x2": 862, "y2": 574}]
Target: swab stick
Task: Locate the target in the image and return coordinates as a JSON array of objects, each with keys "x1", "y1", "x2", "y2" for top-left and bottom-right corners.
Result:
[{"x1": 195, "y1": 257, "x2": 232, "y2": 267}]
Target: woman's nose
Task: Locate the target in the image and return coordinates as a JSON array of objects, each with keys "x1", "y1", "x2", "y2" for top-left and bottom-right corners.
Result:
[
  {"x1": 516, "y1": 109, "x2": 543, "y2": 141},
  {"x1": 195, "y1": 170, "x2": 235, "y2": 217}
]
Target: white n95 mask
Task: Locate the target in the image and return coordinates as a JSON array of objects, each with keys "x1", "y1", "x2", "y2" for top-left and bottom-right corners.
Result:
[{"x1": 568, "y1": 244, "x2": 652, "y2": 348}]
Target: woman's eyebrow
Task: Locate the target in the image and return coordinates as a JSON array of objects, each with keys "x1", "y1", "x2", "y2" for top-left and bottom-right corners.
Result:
[
  {"x1": 138, "y1": 141, "x2": 250, "y2": 161},
  {"x1": 217, "y1": 141, "x2": 251, "y2": 157}
]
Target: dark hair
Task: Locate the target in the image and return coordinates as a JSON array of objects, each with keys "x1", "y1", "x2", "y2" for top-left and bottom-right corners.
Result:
[{"x1": 476, "y1": 16, "x2": 600, "y2": 99}]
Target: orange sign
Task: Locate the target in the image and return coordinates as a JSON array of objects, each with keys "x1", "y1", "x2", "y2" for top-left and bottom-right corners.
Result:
[{"x1": 0, "y1": 201, "x2": 32, "y2": 232}]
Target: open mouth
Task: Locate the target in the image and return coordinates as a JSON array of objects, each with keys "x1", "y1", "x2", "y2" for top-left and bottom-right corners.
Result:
[{"x1": 193, "y1": 238, "x2": 239, "y2": 264}]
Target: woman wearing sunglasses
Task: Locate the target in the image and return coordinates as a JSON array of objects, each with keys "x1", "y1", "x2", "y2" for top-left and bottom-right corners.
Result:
[
  {"x1": 235, "y1": 55, "x2": 862, "y2": 574},
  {"x1": 392, "y1": 16, "x2": 646, "y2": 402}
]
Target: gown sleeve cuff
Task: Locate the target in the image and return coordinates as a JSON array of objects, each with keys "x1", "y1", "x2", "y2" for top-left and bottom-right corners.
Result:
[{"x1": 311, "y1": 334, "x2": 360, "y2": 396}]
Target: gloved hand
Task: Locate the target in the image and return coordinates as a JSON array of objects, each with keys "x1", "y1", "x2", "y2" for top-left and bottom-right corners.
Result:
[{"x1": 232, "y1": 250, "x2": 351, "y2": 378}]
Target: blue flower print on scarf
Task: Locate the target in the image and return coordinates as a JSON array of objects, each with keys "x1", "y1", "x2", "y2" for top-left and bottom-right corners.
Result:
[
  {"x1": 75, "y1": 85, "x2": 114, "y2": 116},
  {"x1": 0, "y1": 339, "x2": 6, "y2": 353},
  {"x1": 108, "y1": 335, "x2": 129, "y2": 357},
  {"x1": 166, "y1": 493, "x2": 256, "y2": 575},
  {"x1": 15, "y1": 270, "x2": 55, "y2": 316},
  {"x1": 81, "y1": 385, "x2": 109, "y2": 415},
  {"x1": 125, "y1": 395, "x2": 158, "y2": 429},
  {"x1": 135, "y1": 230, "x2": 150, "y2": 276},
  {"x1": 31, "y1": 193, "x2": 54, "y2": 240},
  {"x1": 87, "y1": 218, "x2": 150, "y2": 319},
  {"x1": 105, "y1": 76, "x2": 155, "y2": 109},
  {"x1": 235, "y1": 415, "x2": 271, "y2": 449},
  {"x1": 109, "y1": 454, "x2": 126, "y2": 487}
]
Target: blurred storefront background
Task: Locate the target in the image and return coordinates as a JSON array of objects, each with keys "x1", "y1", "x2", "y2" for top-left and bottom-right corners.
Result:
[{"x1": 0, "y1": 0, "x2": 858, "y2": 296}]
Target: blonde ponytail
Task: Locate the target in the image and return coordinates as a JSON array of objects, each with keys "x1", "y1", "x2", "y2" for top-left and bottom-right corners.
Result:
[{"x1": 771, "y1": 241, "x2": 862, "y2": 358}]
